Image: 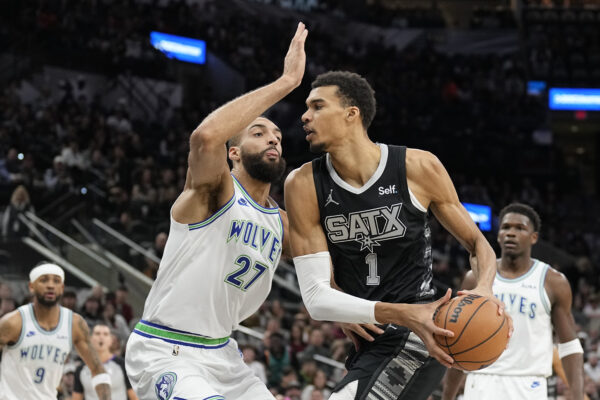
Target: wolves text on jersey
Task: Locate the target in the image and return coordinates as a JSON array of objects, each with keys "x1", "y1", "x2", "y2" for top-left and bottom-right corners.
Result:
[
  {"x1": 324, "y1": 203, "x2": 406, "y2": 252},
  {"x1": 227, "y1": 219, "x2": 281, "y2": 266}
]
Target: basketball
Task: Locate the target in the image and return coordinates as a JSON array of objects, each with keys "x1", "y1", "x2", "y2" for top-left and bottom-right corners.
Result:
[{"x1": 433, "y1": 294, "x2": 509, "y2": 371}]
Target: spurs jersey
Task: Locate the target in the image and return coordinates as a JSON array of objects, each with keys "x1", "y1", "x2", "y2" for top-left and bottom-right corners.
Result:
[
  {"x1": 312, "y1": 144, "x2": 434, "y2": 304},
  {"x1": 139, "y1": 175, "x2": 283, "y2": 339},
  {"x1": 0, "y1": 304, "x2": 73, "y2": 400},
  {"x1": 471, "y1": 259, "x2": 553, "y2": 376}
]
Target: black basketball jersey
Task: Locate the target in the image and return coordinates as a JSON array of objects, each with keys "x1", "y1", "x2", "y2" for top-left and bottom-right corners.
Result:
[{"x1": 312, "y1": 144, "x2": 434, "y2": 304}]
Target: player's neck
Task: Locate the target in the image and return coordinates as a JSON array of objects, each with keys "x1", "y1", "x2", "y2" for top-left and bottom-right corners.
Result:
[
  {"x1": 498, "y1": 255, "x2": 534, "y2": 277},
  {"x1": 231, "y1": 169, "x2": 272, "y2": 208},
  {"x1": 31, "y1": 302, "x2": 61, "y2": 330},
  {"x1": 328, "y1": 138, "x2": 380, "y2": 188}
]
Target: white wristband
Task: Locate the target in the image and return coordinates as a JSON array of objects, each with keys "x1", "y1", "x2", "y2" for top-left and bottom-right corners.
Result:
[
  {"x1": 91, "y1": 373, "x2": 111, "y2": 387},
  {"x1": 558, "y1": 338, "x2": 584, "y2": 359}
]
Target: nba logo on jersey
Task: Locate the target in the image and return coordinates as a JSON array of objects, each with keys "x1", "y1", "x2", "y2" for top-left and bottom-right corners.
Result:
[{"x1": 155, "y1": 372, "x2": 177, "y2": 400}]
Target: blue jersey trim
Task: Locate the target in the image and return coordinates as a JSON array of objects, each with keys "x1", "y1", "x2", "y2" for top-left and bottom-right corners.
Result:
[
  {"x1": 132, "y1": 329, "x2": 230, "y2": 349},
  {"x1": 188, "y1": 195, "x2": 236, "y2": 231},
  {"x1": 139, "y1": 320, "x2": 213, "y2": 338},
  {"x1": 231, "y1": 175, "x2": 279, "y2": 214},
  {"x1": 539, "y1": 264, "x2": 552, "y2": 315},
  {"x1": 7, "y1": 307, "x2": 26, "y2": 349},
  {"x1": 30, "y1": 304, "x2": 64, "y2": 335}
]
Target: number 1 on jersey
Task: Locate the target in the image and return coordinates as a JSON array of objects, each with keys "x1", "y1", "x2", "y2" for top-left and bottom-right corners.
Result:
[{"x1": 365, "y1": 253, "x2": 380, "y2": 285}]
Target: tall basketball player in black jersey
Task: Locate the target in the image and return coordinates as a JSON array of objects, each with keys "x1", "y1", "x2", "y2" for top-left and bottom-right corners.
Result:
[{"x1": 284, "y1": 71, "x2": 513, "y2": 400}]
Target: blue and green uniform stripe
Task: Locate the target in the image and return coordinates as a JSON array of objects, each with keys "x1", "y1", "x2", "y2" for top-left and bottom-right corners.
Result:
[{"x1": 133, "y1": 320, "x2": 229, "y2": 349}]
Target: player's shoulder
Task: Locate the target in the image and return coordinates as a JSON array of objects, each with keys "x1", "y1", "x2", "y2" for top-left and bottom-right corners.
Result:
[
  {"x1": 284, "y1": 161, "x2": 313, "y2": 187},
  {"x1": 0, "y1": 308, "x2": 23, "y2": 333},
  {"x1": 405, "y1": 148, "x2": 444, "y2": 176},
  {"x1": 543, "y1": 264, "x2": 571, "y2": 293}
]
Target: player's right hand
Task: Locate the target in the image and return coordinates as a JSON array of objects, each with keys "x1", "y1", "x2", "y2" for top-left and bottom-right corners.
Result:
[
  {"x1": 281, "y1": 22, "x2": 308, "y2": 88},
  {"x1": 402, "y1": 288, "x2": 455, "y2": 368}
]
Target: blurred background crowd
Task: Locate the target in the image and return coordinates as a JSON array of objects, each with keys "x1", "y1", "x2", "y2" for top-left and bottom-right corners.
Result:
[{"x1": 1, "y1": 0, "x2": 600, "y2": 399}]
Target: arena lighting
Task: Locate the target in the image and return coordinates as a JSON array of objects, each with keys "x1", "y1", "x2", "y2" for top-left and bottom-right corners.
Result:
[
  {"x1": 527, "y1": 81, "x2": 546, "y2": 96},
  {"x1": 150, "y1": 31, "x2": 206, "y2": 64},
  {"x1": 549, "y1": 88, "x2": 600, "y2": 111},
  {"x1": 462, "y1": 203, "x2": 492, "y2": 232}
]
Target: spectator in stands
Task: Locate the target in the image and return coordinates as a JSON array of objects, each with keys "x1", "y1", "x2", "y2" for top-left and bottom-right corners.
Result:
[
  {"x1": 266, "y1": 332, "x2": 292, "y2": 387},
  {"x1": 144, "y1": 231, "x2": 167, "y2": 278},
  {"x1": 2, "y1": 185, "x2": 34, "y2": 239},
  {"x1": 301, "y1": 369, "x2": 331, "y2": 400},
  {"x1": 585, "y1": 354, "x2": 600, "y2": 385},
  {"x1": 242, "y1": 344, "x2": 268, "y2": 383},
  {"x1": 102, "y1": 301, "x2": 130, "y2": 345},
  {"x1": 80, "y1": 296, "x2": 103, "y2": 327},
  {"x1": 61, "y1": 290, "x2": 78, "y2": 310},
  {"x1": 0, "y1": 296, "x2": 16, "y2": 317},
  {"x1": 112, "y1": 286, "x2": 133, "y2": 325}
]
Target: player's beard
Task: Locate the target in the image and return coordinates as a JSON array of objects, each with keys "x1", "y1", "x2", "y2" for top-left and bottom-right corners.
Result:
[
  {"x1": 241, "y1": 148, "x2": 287, "y2": 183},
  {"x1": 36, "y1": 292, "x2": 62, "y2": 307}
]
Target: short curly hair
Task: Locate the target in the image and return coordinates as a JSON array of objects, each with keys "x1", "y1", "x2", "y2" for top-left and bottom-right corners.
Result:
[
  {"x1": 498, "y1": 203, "x2": 541, "y2": 232},
  {"x1": 311, "y1": 71, "x2": 376, "y2": 129}
]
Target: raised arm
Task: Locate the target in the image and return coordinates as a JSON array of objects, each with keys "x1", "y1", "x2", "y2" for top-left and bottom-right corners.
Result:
[
  {"x1": 547, "y1": 268, "x2": 584, "y2": 400},
  {"x1": 406, "y1": 150, "x2": 497, "y2": 294},
  {"x1": 72, "y1": 314, "x2": 111, "y2": 400},
  {"x1": 285, "y1": 163, "x2": 455, "y2": 367},
  {"x1": 174, "y1": 22, "x2": 308, "y2": 223}
]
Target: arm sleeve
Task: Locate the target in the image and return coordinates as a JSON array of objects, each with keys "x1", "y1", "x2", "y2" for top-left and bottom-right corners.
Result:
[
  {"x1": 73, "y1": 365, "x2": 84, "y2": 393},
  {"x1": 293, "y1": 252, "x2": 379, "y2": 324}
]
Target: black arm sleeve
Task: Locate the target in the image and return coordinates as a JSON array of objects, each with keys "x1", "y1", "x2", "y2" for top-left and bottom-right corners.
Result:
[
  {"x1": 114, "y1": 356, "x2": 132, "y2": 390},
  {"x1": 73, "y1": 364, "x2": 85, "y2": 393}
]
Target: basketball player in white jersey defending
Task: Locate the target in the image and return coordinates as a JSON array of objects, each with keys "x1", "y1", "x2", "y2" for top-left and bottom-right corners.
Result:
[
  {"x1": 125, "y1": 23, "x2": 307, "y2": 400},
  {"x1": 442, "y1": 203, "x2": 584, "y2": 400},
  {"x1": 0, "y1": 263, "x2": 111, "y2": 400}
]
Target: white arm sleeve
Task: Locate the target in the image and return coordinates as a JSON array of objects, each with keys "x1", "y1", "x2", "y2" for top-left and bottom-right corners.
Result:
[{"x1": 293, "y1": 251, "x2": 379, "y2": 324}]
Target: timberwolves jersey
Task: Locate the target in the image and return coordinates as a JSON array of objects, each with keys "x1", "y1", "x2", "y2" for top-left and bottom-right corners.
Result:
[
  {"x1": 140, "y1": 175, "x2": 283, "y2": 339},
  {"x1": 312, "y1": 144, "x2": 434, "y2": 304},
  {"x1": 0, "y1": 304, "x2": 73, "y2": 400},
  {"x1": 471, "y1": 259, "x2": 553, "y2": 376}
]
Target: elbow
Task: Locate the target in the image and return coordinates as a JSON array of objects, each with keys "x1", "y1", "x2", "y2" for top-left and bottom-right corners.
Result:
[
  {"x1": 303, "y1": 300, "x2": 329, "y2": 321},
  {"x1": 190, "y1": 124, "x2": 220, "y2": 150}
]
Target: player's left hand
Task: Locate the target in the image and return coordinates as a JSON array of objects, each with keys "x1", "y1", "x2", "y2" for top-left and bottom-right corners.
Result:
[
  {"x1": 339, "y1": 323, "x2": 384, "y2": 351},
  {"x1": 458, "y1": 286, "x2": 514, "y2": 340}
]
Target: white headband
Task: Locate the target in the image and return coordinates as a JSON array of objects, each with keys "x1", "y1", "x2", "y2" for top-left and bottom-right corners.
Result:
[{"x1": 29, "y1": 263, "x2": 65, "y2": 283}]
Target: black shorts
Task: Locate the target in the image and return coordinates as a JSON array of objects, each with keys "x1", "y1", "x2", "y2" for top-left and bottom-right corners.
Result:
[{"x1": 333, "y1": 324, "x2": 446, "y2": 400}]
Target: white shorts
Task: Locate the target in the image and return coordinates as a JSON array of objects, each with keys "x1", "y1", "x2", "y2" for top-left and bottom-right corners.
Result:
[
  {"x1": 125, "y1": 328, "x2": 274, "y2": 400},
  {"x1": 464, "y1": 373, "x2": 548, "y2": 400}
]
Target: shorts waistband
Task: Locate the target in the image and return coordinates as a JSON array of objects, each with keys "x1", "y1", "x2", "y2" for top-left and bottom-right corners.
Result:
[{"x1": 133, "y1": 320, "x2": 230, "y2": 349}]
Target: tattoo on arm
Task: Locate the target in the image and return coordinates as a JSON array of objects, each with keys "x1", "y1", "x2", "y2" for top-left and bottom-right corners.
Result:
[{"x1": 77, "y1": 317, "x2": 105, "y2": 375}]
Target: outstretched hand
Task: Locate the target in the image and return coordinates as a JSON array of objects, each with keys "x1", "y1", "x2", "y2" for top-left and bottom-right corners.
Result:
[
  {"x1": 401, "y1": 288, "x2": 455, "y2": 368},
  {"x1": 281, "y1": 22, "x2": 308, "y2": 88}
]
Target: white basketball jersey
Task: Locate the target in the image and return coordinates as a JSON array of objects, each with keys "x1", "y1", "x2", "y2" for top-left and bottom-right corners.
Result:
[
  {"x1": 141, "y1": 176, "x2": 283, "y2": 339},
  {"x1": 472, "y1": 259, "x2": 553, "y2": 377},
  {"x1": 0, "y1": 304, "x2": 73, "y2": 400}
]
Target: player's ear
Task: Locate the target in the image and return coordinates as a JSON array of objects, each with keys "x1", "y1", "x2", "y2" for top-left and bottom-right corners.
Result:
[
  {"x1": 531, "y1": 231, "x2": 539, "y2": 245},
  {"x1": 228, "y1": 145, "x2": 240, "y2": 162},
  {"x1": 346, "y1": 106, "x2": 360, "y2": 123}
]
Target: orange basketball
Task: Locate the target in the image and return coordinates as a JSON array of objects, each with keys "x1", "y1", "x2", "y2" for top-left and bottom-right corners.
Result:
[{"x1": 433, "y1": 294, "x2": 509, "y2": 371}]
